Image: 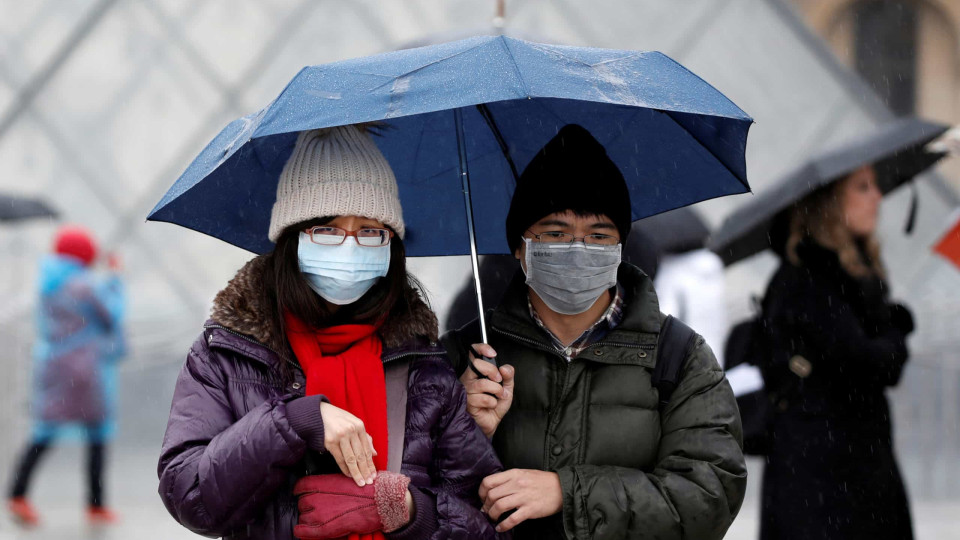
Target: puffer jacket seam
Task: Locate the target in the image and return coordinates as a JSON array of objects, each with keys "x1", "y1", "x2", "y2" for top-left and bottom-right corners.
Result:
[
  {"x1": 267, "y1": 398, "x2": 305, "y2": 455},
  {"x1": 228, "y1": 377, "x2": 284, "y2": 388},
  {"x1": 434, "y1": 478, "x2": 475, "y2": 492},
  {"x1": 407, "y1": 389, "x2": 444, "y2": 400},
  {"x1": 660, "y1": 370, "x2": 725, "y2": 423},
  {"x1": 589, "y1": 402, "x2": 657, "y2": 411},
  {"x1": 578, "y1": 370, "x2": 590, "y2": 465},
  {"x1": 162, "y1": 448, "x2": 220, "y2": 535}
]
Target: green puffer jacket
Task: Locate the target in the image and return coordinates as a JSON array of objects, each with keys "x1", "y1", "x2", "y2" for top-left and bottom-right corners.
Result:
[{"x1": 443, "y1": 264, "x2": 746, "y2": 540}]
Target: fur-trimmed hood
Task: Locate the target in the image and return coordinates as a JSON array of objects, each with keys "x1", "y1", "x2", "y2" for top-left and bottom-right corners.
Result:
[{"x1": 209, "y1": 256, "x2": 439, "y2": 355}]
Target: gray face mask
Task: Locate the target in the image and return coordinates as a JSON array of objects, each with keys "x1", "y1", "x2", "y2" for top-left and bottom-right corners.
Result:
[{"x1": 522, "y1": 237, "x2": 621, "y2": 315}]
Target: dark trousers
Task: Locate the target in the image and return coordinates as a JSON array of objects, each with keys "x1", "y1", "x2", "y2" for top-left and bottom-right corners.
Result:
[{"x1": 9, "y1": 436, "x2": 106, "y2": 507}]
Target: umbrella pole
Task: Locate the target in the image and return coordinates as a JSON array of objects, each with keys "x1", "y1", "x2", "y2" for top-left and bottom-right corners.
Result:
[{"x1": 454, "y1": 108, "x2": 490, "y2": 345}]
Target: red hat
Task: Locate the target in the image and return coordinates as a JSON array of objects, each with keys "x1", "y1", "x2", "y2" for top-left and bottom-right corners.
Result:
[{"x1": 54, "y1": 226, "x2": 98, "y2": 266}]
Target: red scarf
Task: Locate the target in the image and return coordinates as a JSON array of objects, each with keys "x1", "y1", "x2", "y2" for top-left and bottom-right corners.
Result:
[{"x1": 285, "y1": 313, "x2": 388, "y2": 540}]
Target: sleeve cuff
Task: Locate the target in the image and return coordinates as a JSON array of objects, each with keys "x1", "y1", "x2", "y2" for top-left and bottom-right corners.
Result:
[
  {"x1": 286, "y1": 395, "x2": 327, "y2": 452},
  {"x1": 385, "y1": 486, "x2": 440, "y2": 540}
]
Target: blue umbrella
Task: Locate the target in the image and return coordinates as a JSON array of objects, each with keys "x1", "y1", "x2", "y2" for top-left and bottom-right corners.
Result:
[{"x1": 149, "y1": 35, "x2": 752, "y2": 339}]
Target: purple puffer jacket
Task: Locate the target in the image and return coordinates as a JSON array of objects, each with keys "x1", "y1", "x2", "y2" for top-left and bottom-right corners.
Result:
[{"x1": 158, "y1": 257, "x2": 506, "y2": 540}]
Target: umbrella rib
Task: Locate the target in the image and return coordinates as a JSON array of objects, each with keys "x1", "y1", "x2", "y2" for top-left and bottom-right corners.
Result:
[
  {"x1": 357, "y1": 42, "x2": 494, "y2": 91},
  {"x1": 475, "y1": 104, "x2": 520, "y2": 184},
  {"x1": 586, "y1": 52, "x2": 646, "y2": 68},
  {"x1": 500, "y1": 38, "x2": 531, "y2": 98},
  {"x1": 659, "y1": 110, "x2": 750, "y2": 191}
]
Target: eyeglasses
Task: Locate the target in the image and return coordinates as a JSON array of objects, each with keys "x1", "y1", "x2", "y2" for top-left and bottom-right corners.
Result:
[
  {"x1": 304, "y1": 226, "x2": 393, "y2": 247},
  {"x1": 526, "y1": 230, "x2": 619, "y2": 246}
]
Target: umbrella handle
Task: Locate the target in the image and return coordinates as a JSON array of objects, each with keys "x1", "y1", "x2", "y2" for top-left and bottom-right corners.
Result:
[{"x1": 469, "y1": 345, "x2": 500, "y2": 399}]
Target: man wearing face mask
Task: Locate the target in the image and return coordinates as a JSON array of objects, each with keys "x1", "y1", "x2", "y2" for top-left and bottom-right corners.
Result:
[{"x1": 442, "y1": 124, "x2": 746, "y2": 539}]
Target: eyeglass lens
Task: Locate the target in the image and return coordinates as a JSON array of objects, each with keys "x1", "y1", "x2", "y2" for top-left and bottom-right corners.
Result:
[
  {"x1": 536, "y1": 232, "x2": 618, "y2": 245},
  {"x1": 309, "y1": 227, "x2": 390, "y2": 246}
]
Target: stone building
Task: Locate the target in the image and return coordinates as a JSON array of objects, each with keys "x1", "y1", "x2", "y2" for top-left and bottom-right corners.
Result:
[{"x1": 791, "y1": 0, "x2": 960, "y2": 186}]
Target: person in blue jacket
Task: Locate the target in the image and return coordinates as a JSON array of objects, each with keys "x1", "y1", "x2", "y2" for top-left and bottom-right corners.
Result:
[{"x1": 7, "y1": 225, "x2": 126, "y2": 527}]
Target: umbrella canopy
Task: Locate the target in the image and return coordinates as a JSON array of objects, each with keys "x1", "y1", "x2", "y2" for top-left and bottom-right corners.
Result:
[
  {"x1": 148, "y1": 35, "x2": 752, "y2": 257},
  {"x1": 634, "y1": 206, "x2": 710, "y2": 255},
  {"x1": 0, "y1": 193, "x2": 57, "y2": 222},
  {"x1": 710, "y1": 116, "x2": 949, "y2": 266}
]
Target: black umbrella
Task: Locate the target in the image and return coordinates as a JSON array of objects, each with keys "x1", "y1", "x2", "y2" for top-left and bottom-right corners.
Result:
[
  {"x1": 634, "y1": 207, "x2": 710, "y2": 255},
  {"x1": 710, "y1": 116, "x2": 949, "y2": 266},
  {"x1": 0, "y1": 193, "x2": 58, "y2": 222},
  {"x1": 444, "y1": 254, "x2": 520, "y2": 332},
  {"x1": 623, "y1": 221, "x2": 662, "y2": 279}
]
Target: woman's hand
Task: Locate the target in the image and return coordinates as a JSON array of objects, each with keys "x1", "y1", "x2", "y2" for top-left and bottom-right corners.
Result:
[
  {"x1": 319, "y1": 402, "x2": 377, "y2": 486},
  {"x1": 404, "y1": 489, "x2": 414, "y2": 526}
]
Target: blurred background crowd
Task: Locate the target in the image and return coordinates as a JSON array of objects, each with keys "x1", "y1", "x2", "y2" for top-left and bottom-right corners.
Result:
[{"x1": 1, "y1": 0, "x2": 960, "y2": 538}]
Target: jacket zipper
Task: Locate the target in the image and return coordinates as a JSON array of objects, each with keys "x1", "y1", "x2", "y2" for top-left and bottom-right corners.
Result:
[
  {"x1": 382, "y1": 349, "x2": 446, "y2": 364},
  {"x1": 491, "y1": 326, "x2": 562, "y2": 358},
  {"x1": 491, "y1": 326, "x2": 657, "y2": 355},
  {"x1": 203, "y1": 323, "x2": 301, "y2": 371}
]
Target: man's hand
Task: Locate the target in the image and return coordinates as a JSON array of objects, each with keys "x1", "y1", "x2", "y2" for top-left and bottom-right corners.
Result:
[
  {"x1": 458, "y1": 343, "x2": 514, "y2": 438},
  {"x1": 479, "y1": 469, "x2": 563, "y2": 532}
]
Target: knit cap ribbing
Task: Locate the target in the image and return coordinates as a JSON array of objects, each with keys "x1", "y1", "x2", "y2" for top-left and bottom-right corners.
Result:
[{"x1": 268, "y1": 125, "x2": 405, "y2": 241}]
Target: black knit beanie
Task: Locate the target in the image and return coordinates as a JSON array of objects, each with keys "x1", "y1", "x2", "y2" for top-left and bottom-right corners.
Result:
[{"x1": 505, "y1": 124, "x2": 632, "y2": 253}]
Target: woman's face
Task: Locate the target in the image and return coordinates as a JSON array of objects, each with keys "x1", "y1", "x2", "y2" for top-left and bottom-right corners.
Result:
[{"x1": 840, "y1": 165, "x2": 882, "y2": 238}]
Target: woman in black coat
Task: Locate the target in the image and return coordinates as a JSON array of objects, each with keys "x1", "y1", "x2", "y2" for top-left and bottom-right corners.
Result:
[{"x1": 759, "y1": 165, "x2": 914, "y2": 540}]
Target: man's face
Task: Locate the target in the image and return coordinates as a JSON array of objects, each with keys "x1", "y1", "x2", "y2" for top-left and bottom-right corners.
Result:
[{"x1": 515, "y1": 210, "x2": 620, "y2": 270}]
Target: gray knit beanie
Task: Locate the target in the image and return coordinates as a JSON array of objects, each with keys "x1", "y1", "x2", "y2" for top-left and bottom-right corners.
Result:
[{"x1": 268, "y1": 125, "x2": 405, "y2": 242}]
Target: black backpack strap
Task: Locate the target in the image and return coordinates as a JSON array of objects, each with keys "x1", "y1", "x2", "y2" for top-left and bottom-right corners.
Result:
[{"x1": 652, "y1": 315, "x2": 698, "y2": 411}]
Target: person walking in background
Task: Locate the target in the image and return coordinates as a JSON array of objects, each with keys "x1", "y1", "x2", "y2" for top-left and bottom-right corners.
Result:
[
  {"x1": 759, "y1": 164, "x2": 914, "y2": 539},
  {"x1": 443, "y1": 125, "x2": 746, "y2": 538},
  {"x1": 639, "y1": 208, "x2": 728, "y2": 366},
  {"x1": 158, "y1": 125, "x2": 504, "y2": 540},
  {"x1": 7, "y1": 225, "x2": 126, "y2": 527}
]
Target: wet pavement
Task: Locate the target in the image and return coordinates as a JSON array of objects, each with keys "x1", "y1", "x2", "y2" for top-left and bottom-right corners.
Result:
[
  {"x1": 0, "y1": 446, "x2": 199, "y2": 539},
  {"x1": 1, "y1": 367, "x2": 957, "y2": 539},
  {"x1": 2, "y1": 450, "x2": 958, "y2": 539}
]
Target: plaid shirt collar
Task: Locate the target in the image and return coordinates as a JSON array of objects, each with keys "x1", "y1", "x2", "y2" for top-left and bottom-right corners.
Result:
[{"x1": 528, "y1": 282, "x2": 625, "y2": 361}]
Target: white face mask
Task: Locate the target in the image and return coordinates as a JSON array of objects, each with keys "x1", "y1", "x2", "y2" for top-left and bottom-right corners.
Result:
[
  {"x1": 297, "y1": 232, "x2": 391, "y2": 305},
  {"x1": 522, "y1": 237, "x2": 621, "y2": 315}
]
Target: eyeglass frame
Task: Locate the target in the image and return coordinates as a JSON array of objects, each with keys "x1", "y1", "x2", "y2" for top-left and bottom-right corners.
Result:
[
  {"x1": 303, "y1": 225, "x2": 394, "y2": 247},
  {"x1": 524, "y1": 229, "x2": 620, "y2": 246}
]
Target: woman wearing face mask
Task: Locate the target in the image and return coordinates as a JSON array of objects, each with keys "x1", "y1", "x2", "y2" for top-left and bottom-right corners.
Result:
[
  {"x1": 759, "y1": 165, "x2": 915, "y2": 540},
  {"x1": 158, "y1": 126, "x2": 505, "y2": 540}
]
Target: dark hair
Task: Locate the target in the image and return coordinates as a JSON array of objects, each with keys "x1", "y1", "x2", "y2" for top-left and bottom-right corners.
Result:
[{"x1": 260, "y1": 217, "x2": 416, "y2": 381}]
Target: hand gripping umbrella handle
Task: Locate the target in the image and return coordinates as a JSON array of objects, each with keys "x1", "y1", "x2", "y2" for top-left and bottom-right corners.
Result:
[{"x1": 469, "y1": 344, "x2": 500, "y2": 399}]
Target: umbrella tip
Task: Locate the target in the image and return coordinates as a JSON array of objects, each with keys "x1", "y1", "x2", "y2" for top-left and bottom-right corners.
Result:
[{"x1": 493, "y1": 0, "x2": 506, "y2": 29}]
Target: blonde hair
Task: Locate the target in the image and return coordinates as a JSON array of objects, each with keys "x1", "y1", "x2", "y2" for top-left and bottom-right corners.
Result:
[{"x1": 785, "y1": 176, "x2": 885, "y2": 279}]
